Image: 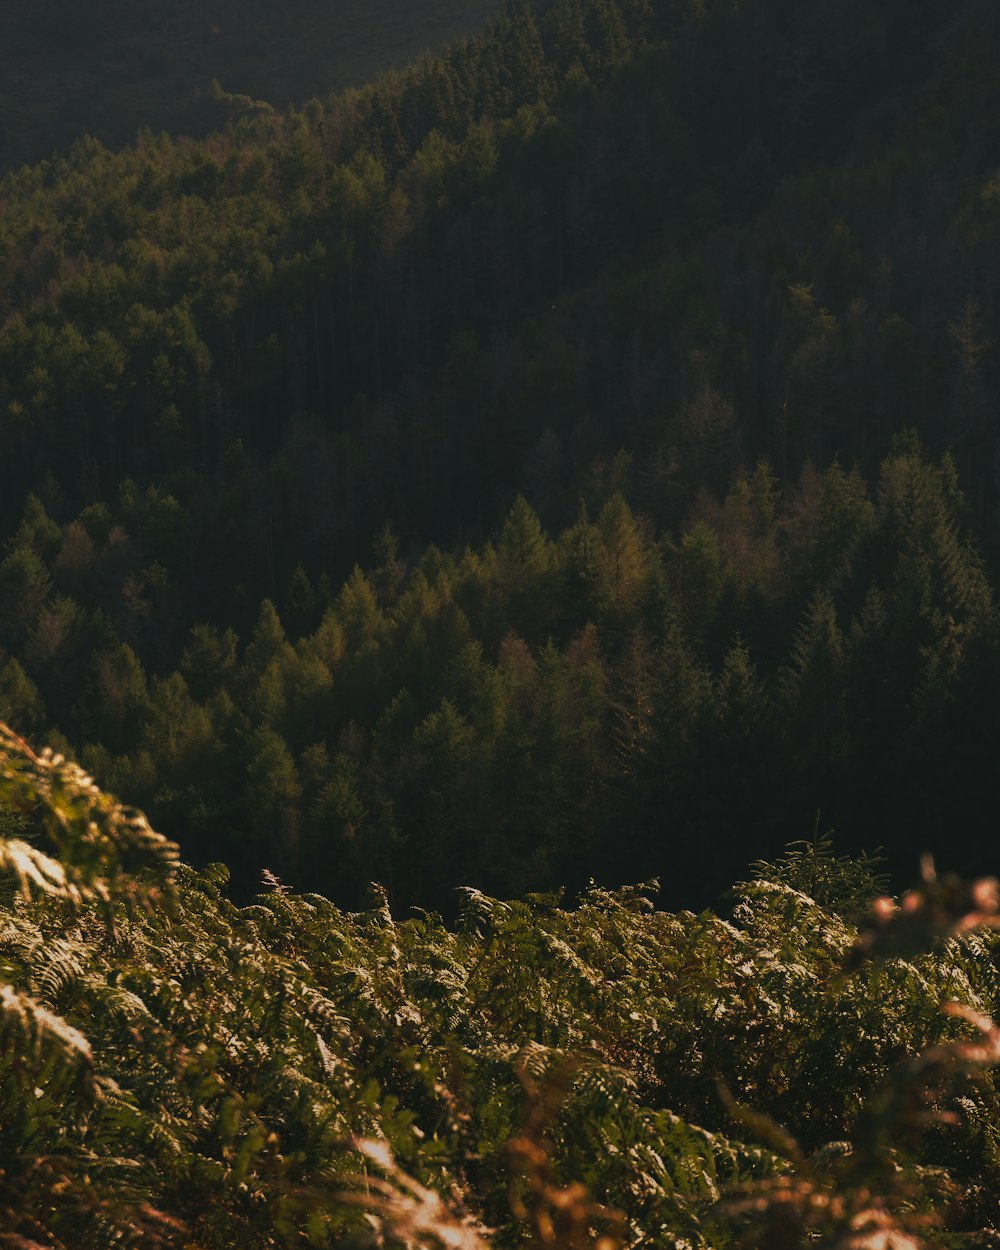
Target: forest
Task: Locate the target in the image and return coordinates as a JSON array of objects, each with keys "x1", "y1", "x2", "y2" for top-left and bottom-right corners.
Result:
[
  {"x1": 2, "y1": 0, "x2": 1000, "y2": 1242},
  {"x1": 0, "y1": 0, "x2": 998, "y2": 907},
  {"x1": 0, "y1": 0, "x2": 502, "y2": 170}
]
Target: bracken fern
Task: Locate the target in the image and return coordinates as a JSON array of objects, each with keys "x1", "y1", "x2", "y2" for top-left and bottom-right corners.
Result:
[{"x1": 2, "y1": 721, "x2": 1000, "y2": 1247}]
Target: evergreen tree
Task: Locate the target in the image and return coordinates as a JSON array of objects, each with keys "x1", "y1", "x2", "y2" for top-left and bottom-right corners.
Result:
[
  {"x1": 596, "y1": 492, "x2": 648, "y2": 628},
  {"x1": 495, "y1": 495, "x2": 556, "y2": 638},
  {"x1": 781, "y1": 589, "x2": 849, "y2": 805}
]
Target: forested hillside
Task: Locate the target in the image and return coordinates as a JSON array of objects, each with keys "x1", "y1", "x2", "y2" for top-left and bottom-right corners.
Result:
[
  {"x1": 1, "y1": 442, "x2": 996, "y2": 909},
  {"x1": 0, "y1": 0, "x2": 999, "y2": 907},
  {"x1": 0, "y1": 0, "x2": 501, "y2": 170},
  {"x1": 4, "y1": 3, "x2": 1000, "y2": 1245}
]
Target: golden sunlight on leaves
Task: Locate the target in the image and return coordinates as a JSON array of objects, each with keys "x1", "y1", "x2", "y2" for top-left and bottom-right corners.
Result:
[
  {"x1": 845, "y1": 856, "x2": 1000, "y2": 970},
  {"x1": 339, "y1": 1137, "x2": 492, "y2": 1250},
  {"x1": 507, "y1": 1060, "x2": 625, "y2": 1250},
  {"x1": 0, "y1": 719, "x2": 178, "y2": 911}
]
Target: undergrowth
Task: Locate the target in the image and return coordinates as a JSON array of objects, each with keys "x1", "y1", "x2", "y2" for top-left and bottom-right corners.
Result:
[{"x1": 1, "y1": 719, "x2": 999, "y2": 1248}]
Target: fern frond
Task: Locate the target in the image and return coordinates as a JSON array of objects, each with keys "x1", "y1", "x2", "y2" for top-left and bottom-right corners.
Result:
[
  {"x1": 455, "y1": 887, "x2": 509, "y2": 938},
  {"x1": 0, "y1": 721, "x2": 178, "y2": 910},
  {"x1": 0, "y1": 982, "x2": 95, "y2": 1106},
  {"x1": 0, "y1": 839, "x2": 76, "y2": 904},
  {"x1": 26, "y1": 936, "x2": 85, "y2": 1007},
  {"x1": 339, "y1": 1137, "x2": 492, "y2": 1250}
]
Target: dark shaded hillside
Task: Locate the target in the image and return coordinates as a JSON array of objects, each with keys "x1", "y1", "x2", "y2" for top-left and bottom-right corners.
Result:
[
  {"x1": 0, "y1": 0, "x2": 999, "y2": 908},
  {"x1": 2, "y1": 441, "x2": 998, "y2": 914},
  {"x1": 0, "y1": 0, "x2": 501, "y2": 169},
  {"x1": 1, "y1": 0, "x2": 997, "y2": 582}
]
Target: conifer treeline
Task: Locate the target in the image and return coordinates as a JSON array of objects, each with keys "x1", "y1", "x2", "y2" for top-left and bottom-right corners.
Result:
[
  {"x1": 0, "y1": 0, "x2": 999, "y2": 903},
  {"x1": 1, "y1": 439, "x2": 994, "y2": 908},
  {"x1": 0, "y1": 0, "x2": 997, "y2": 596},
  {"x1": 0, "y1": 0, "x2": 503, "y2": 171}
]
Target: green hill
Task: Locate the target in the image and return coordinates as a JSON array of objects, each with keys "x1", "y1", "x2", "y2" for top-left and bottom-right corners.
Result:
[
  {"x1": 0, "y1": 0, "x2": 501, "y2": 169},
  {"x1": 5, "y1": 5, "x2": 1000, "y2": 1244},
  {"x1": 0, "y1": 0, "x2": 998, "y2": 907}
]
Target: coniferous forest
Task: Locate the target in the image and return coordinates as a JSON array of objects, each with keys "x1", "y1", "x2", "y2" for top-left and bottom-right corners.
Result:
[{"x1": 3, "y1": 0, "x2": 1000, "y2": 1244}]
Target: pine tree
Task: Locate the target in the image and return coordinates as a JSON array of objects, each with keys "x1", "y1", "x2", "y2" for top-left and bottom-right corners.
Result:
[
  {"x1": 0, "y1": 658, "x2": 45, "y2": 734},
  {"x1": 0, "y1": 546, "x2": 51, "y2": 645},
  {"x1": 244, "y1": 725, "x2": 302, "y2": 870},
  {"x1": 179, "y1": 623, "x2": 239, "y2": 701},
  {"x1": 596, "y1": 492, "x2": 648, "y2": 628},
  {"x1": 669, "y1": 521, "x2": 725, "y2": 642},
  {"x1": 242, "y1": 599, "x2": 295, "y2": 692},
  {"x1": 781, "y1": 589, "x2": 849, "y2": 799},
  {"x1": 89, "y1": 641, "x2": 150, "y2": 750},
  {"x1": 495, "y1": 495, "x2": 556, "y2": 639}
]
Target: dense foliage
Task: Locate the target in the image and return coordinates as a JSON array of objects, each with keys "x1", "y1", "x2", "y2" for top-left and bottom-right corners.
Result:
[
  {"x1": 0, "y1": 0, "x2": 998, "y2": 903},
  {"x1": 4, "y1": 721, "x2": 1000, "y2": 1249},
  {"x1": 0, "y1": 0, "x2": 501, "y2": 170},
  {"x1": 5, "y1": 3, "x2": 1000, "y2": 1243},
  {"x1": 0, "y1": 435, "x2": 994, "y2": 908}
]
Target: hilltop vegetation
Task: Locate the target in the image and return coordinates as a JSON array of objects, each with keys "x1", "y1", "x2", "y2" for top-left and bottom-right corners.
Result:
[
  {"x1": 0, "y1": 0, "x2": 501, "y2": 170},
  {"x1": 0, "y1": 0, "x2": 998, "y2": 905}
]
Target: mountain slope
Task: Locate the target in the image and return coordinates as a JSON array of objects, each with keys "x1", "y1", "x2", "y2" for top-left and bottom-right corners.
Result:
[
  {"x1": 0, "y1": 0, "x2": 998, "y2": 906},
  {"x1": 0, "y1": 0, "x2": 501, "y2": 169}
]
